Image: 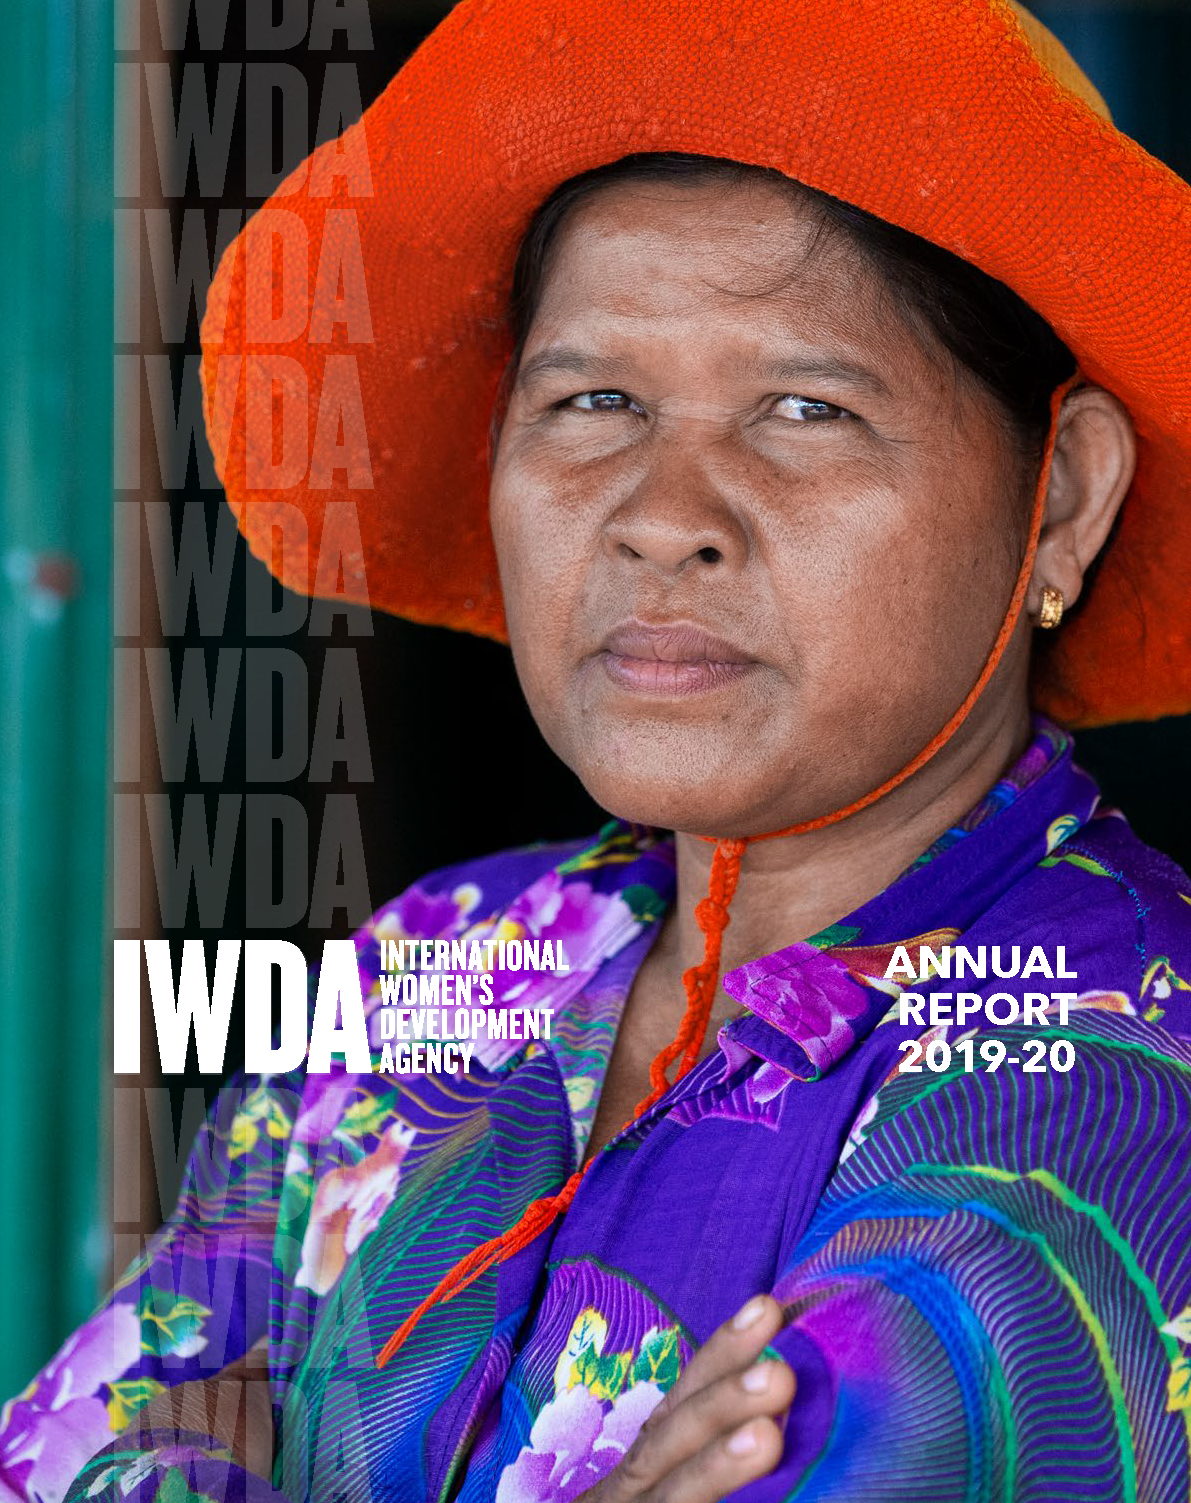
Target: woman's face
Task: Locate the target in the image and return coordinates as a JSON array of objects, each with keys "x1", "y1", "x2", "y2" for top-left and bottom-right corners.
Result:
[{"x1": 489, "y1": 177, "x2": 1034, "y2": 836}]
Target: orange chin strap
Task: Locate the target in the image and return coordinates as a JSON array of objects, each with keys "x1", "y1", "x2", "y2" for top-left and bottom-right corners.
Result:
[{"x1": 374, "y1": 371, "x2": 1080, "y2": 1370}]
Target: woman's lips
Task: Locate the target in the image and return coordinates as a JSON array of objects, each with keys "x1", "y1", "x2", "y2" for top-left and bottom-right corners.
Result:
[{"x1": 595, "y1": 620, "x2": 756, "y2": 697}]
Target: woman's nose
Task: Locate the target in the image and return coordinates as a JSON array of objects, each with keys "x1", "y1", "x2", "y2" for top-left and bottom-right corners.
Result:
[{"x1": 601, "y1": 465, "x2": 748, "y2": 574}]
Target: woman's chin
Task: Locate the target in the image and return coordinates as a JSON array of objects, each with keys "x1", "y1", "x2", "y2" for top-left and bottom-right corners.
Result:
[{"x1": 576, "y1": 767, "x2": 761, "y2": 839}]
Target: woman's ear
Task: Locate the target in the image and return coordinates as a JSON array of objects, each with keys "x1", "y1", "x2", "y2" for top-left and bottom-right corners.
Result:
[{"x1": 1028, "y1": 382, "x2": 1137, "y2": 618}]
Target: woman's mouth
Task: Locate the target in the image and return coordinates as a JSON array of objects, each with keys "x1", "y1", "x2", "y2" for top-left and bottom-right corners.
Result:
[{"x1": 595, "y1": 619, "x2": 757, "y2": 697}]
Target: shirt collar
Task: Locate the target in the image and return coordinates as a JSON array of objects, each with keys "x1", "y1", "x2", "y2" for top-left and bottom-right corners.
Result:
[{"x1": 716, "y1": 713, "x2": 1101, "y2": 1079}]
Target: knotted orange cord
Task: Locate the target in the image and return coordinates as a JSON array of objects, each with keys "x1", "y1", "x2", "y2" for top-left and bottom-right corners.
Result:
[{"x1": 375, "y1": 372, "x2": 1078, "y2": 1370}]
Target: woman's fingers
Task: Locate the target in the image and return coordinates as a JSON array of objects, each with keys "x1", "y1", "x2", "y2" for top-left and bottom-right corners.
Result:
[
  {"x1": 636, "y1": 1415, "x2": 787, "y2": 1503},
  {"x1": 641, "y1": 1293, "x2": 786, "y2": 1433},
  {"x1": 615, "y1": 1358, "x2": 794, "y2": 1497},
  {"x1": 574, "y1": 1295, "x2": 794, "y2": 1503}
]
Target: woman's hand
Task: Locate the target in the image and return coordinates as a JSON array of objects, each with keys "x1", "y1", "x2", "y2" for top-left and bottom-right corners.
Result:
[
  {"x1": 576, "y1": 1294, "x2": 794, "y2": 1503},
  {"x1": 118, "y1": 1337, "x2": 275, "y2": 1481}
]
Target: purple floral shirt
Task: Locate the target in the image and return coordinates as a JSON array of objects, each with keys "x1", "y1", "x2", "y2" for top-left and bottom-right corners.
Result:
[{"x1": 5, "y1": 713, "x2": 1191, "y2": 1502}]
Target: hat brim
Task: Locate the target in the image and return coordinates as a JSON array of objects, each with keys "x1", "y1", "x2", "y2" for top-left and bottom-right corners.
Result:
[{"x1": 201, "y1": 0, "x2": 1191, "y2": 728}]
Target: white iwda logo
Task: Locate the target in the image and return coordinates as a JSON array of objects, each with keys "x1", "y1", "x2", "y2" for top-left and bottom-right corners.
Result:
[{"x1": 112, "y1": 938, "x2": 370, "y2": 1076}]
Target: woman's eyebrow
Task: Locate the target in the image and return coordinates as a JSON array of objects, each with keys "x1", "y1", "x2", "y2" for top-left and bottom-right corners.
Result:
[
  {"x1": 515, "y1": 347, "x2": 893, "y2": 398},
  {"x1": 760, "y1": 356, "x2": 892, "y2": 398},
  {"x1": 515, "y1": 347, "x2": 634, "y2": 390}
]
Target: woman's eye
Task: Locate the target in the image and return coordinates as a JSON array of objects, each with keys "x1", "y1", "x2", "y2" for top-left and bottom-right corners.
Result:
[
  {"x1": 564, "y1": 390, "x2": 646, "y2": 415},
  {"x1": 773, "y1": 395, "x2": 852, "y2": 422}
]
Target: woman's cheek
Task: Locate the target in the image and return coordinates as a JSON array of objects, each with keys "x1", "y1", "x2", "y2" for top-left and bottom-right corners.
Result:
[
  {"x1": 498, "y1": 512, "x2": 586, "y2": 656},
  {"x1": 490, "y1": 491, "x2": 585, "y2": 712}
]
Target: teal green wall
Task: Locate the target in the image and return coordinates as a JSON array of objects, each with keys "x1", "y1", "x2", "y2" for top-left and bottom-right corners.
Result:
[{"x1": 0, "y1": 0, "x2": 112, "y2": 1393}]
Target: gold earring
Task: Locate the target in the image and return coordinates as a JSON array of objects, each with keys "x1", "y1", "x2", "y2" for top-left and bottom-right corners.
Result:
[{"x1": 1038, "y1": 586, "x2": 1064, "y2": 629}]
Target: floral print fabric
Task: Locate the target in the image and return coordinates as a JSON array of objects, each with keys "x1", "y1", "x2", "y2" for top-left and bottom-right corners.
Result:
[{"x1": 4, "y1": 713, "x2": 1191, "y2": 1501}]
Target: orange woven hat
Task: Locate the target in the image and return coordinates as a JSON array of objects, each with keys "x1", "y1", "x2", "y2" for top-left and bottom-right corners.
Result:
[{"x1": 201, "y1": 0, "x2": 1191, "y2": 728}]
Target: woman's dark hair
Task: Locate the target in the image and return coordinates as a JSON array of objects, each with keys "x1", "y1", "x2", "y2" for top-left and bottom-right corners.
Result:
[{"x1": 506, "y1": 152, "x2": 1077, "y2": 467}]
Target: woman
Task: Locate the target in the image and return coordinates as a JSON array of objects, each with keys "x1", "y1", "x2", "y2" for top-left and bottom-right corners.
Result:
[{"x1": 5, "y1": 1, "x2": 1191, "y2": 1499}]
